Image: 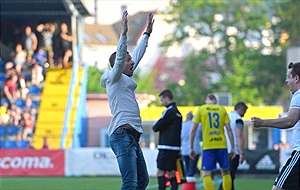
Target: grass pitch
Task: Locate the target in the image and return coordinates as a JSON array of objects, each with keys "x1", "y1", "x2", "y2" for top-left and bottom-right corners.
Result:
[{"x1": 0, "y1": 175, "x2": 275, "y2": 190}]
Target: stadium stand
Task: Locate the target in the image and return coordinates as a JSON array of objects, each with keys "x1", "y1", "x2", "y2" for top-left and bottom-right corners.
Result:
[
  {"x1": 5, "y1": 139, "x2": 18, "y2": 148},
  {"x1": 0, "y1": 126, "x2": 6, "y2": 136},
  {"x1": 0, "y1": 139, "x2": 5, "y2": 148},
  {"x1": 17, "y1": 139, "x2": 29, "y2": 148},
  {"x1": 6, "y1": 125, "x2": 19, "y2": 136}
]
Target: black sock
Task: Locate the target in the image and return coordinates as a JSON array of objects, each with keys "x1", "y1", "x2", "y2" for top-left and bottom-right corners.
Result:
[
  {"x1": 158, "y1": 176, "x2": 166, "y2": 190},
  {"x1": 170, "y1": 177, "x2": 178, "y2": 190}
]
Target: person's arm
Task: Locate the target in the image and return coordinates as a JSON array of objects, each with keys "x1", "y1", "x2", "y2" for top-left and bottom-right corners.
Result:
[
  {"x1": 32, "y1": 34, "x2": 38, "y2": 51},
  {"x1": 131, "y1": 12, "x2": 154, "y2": 71},
  {"x1": 251, "y1": 108, "x2": 299, "y2": 129},
  {"x1": 189, "y1": 122, "x2": 198, "y2": 160},
  {"x1": 152, "y1": 108, "x2": 172, "y2": 132},
  {"x1": 225, "y1": 122, "x2": 236, "y2": 160},
  {"x1": 235, "y1": 119, "x2": 244, "y2": 164},
  {"x1": 4, "y1": 84, "x2": 13, "y2": 102},
  {"x1": 36, "y1": 24, "x2": 44, "y2": 32},
  {"x1": 108, "y1": 10, "x2": 128, "y2": 83}
]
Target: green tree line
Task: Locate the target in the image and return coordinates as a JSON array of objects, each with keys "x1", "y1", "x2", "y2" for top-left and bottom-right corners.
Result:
[
  {"x1": 160, "y1": 0, "x2": 299, "y2": 108},
  {"x1": 88, "y1": 0, "x2": 299, "y2": 109}
]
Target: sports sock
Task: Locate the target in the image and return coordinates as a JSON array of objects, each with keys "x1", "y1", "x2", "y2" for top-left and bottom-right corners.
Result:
[
  {"x1": 170, "y1": 177, "x2": 178, "y2": 190},
  {"x1": 203, "y1": 175, "x2": 214, "y2": 190},
  {"x1": 158, "y1": 176, "x2": 166, "y2": 190},
  {"x1": 222, "y1": 173, "x2": 232, "y2": 190}
]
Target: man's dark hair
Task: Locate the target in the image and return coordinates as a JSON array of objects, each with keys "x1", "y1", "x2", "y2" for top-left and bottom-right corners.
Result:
[
  {"x1": 159, "y1": 89, "x2": 173, "y2": 100},
  {"x1": 288, "y1": 62, "x2": 300, "y2": 77},
  {"x1": 109, "y1": 52, "x2": 117, "y2": 68},
  {"x1": 234, "y1": 102, "x2": 248, "y2": 111},
  {"x1": 109, "y1": 51, "x2": 130, "y2": 68}
]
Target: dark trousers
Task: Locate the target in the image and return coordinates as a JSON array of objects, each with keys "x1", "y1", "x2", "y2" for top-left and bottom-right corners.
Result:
[{"x1": 218, "y1": 155, "x2": 240, "y2": 190}]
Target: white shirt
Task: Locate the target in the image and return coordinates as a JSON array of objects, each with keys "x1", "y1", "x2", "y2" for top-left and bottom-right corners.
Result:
[
  {"x1": 100, "y1": 34, "x2": 149, "y2": 136},
  {"x1": 225, "y1": 110, "x2": 243, "y2": 155},
  {"x1": 290, "y1": 89, "x2": 300, "y2": 151}
]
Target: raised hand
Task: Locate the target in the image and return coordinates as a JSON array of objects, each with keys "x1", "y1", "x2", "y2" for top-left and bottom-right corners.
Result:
[
  {"x1": 251, "y1": 117, "x2": 263, "y2": 127},
  {"x1": 121, "y1": 10, "x2": 128, "y2": 35},
  {"x1": 145, "y1": 12, "x2": 155, "y2": 34}
]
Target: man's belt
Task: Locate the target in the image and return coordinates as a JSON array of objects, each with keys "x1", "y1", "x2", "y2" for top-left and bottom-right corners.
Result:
[{"x1": 116, "y1": 124, "x2": 141, "y2": 139}]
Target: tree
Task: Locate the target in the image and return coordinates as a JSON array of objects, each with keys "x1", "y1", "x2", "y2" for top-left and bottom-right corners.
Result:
[
  {"x1": 87, "y1": 64, "x2": 106, "y2": 93},
  {"x1": 161, "y1": 0, "x2": 288, "y2": 106},
  {"x1": 88, "y1": 64, "x2": 158, "y2": 96}
]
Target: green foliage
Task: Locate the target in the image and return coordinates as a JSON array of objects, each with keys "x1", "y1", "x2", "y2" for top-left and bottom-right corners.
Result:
[
  {"x1": 87, "y1": 64, "x2": 158, "y2": 96},
  {"x1": 161, "y1": 0, "x2": 292, "y2": 106},
  {"x1": 87, "y1": 65, "x2": 106, "y2": 93},
  {"x1": 135, "y1": 70, "x2": 159, "y2": 95}
]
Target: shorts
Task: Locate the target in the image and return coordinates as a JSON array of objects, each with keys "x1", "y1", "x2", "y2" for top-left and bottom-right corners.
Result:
[
  {"x1": 25, "y1": 49, "x2": 34, "y2": 57},
  {"x1": 201, "y1": 148, "x2": 229, "y2": 171},
  {"x1": 157, "y1": 149, "x2": 180, "y2": 171},
  {"x1": 274, "y1": 150, "x2": 300, "y2": 190}
]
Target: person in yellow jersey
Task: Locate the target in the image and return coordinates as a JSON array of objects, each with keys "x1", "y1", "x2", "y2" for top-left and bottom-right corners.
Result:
[{"x1": 189, "y1": 94, "x2": 235, "y2": 190}]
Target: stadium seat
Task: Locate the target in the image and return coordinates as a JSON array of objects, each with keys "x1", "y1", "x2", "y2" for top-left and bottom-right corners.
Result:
[
  {"x1": 1, "y1": 98, "x2": 9, "y2": 105},
  {"x1": 0, "y1": 126, "x2": 6, "y2": 136},
  {"x1": 15, "y1": 99, "x2": 26, "y2": 108},
  {"x1": 32, "y1": 100, "x2": 40, "y2": 107},
  {"x1": 6, "y1": 125, "x2": 19, "y2": 136},
  {"x1": 5, "y1": 139, "x2": 18, "y2": 148},
  {"x1": 0, "y1": 72, "x2": 5, "y2": 83},
  {"x1": 18, "y1": 140, "x2": 29, "y2": 148},
  {"x1": 0, "y1": 140, "x2": 5, "y2": 148},
  {"x1": 28, "y1": 85, "x2": 42, "y2": 95}
]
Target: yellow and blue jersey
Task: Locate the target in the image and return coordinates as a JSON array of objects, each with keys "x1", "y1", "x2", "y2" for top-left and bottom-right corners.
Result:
[{"x1": 192, "y1": 104, "x2": 229, "y2": 150}]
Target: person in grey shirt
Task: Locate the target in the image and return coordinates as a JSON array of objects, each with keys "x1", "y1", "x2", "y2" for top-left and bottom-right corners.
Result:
[
  {"x1": 100, "y1": 10, "x2": 154, "y2": 190},
  {"x1": 181, "y1": 112, "x2": 202, "y2": 177}
]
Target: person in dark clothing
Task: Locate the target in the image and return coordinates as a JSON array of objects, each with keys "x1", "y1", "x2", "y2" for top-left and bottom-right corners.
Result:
[
  {"x1": 58, "y1": 23, "x2": 72, "y2": 69},
  {"x1": 153, "y1": 89, "x2": 182, "y2": 190}
]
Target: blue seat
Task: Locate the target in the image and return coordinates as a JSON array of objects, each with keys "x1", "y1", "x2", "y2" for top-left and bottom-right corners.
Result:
[
  {"x1": 28, "y1": 85, "x2": 41, "y2": 95},
  {"x1": 0, "y1": 140, "x2": 5, "y2": 148},
  {"x1": 18, "y1": 140, "x2": 29, "y2": 148},
  {"x1": 0, "y1": 126, "x2": 6, "y2": 136},
  {"x1": 6, "y1": 125, "x2": 19, "y2": 136},
  {"x1": 1, "y1": 98, "x2": 9, "y2": 105},
  {"x1": 5, "y1": 139, "x2": 18, "y2": 148},
  {"x1": 15, "y1": 99, "x2": 26, "y2": 108},
  {"x1": 32, "y1": 100, "x2": 40, "y2": 107},
  {"x1": 0, "y1": 72, "x2": 6, "y2": 83}
]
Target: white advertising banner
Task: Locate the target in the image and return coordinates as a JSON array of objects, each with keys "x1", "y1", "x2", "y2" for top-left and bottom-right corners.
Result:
[
  {"x1": 65, "y1": 148, "x2": 158, "y2": 176},
  {"x1": 65, "y1": 148, "x2": 119, "y2": 176}
]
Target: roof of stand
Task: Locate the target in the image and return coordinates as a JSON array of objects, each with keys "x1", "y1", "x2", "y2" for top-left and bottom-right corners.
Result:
[{"x1": 0, "y1": 0, "x2": 90, "y2": 18}]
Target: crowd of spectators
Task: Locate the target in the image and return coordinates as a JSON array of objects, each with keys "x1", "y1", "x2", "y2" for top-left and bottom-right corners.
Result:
[{"x1": 0, "y1": 22, "x2": 72, "y2": 149}]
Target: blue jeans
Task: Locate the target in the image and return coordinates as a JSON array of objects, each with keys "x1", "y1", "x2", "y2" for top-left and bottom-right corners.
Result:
[
  {"x1": 182, "y1": 154, "x2": 200, "y2": 177},
  {"x1": 110, "y1": 129, "x2": 149, "y2": 190}
]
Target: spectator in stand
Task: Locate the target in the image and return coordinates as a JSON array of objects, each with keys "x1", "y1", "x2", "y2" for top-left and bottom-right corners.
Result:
[
  {"x1": 4, "y1": 62, "x2": 15, "y2": 79},
  {"x1": 36, "y1": 23, "x2": 55, "y2": 67},
  {"x1": 8, "y1": 103, "x2": 22, "y2": 127},
  {"x1": 32, "y1": 46, "x2": 47, "y2": 67},
  {"x1": 22, "y1": 26, "x2": 38, "y2": 62},
  {"x1": 17, "y1": 74, "x2": 29, "y2": 100},
  {"x1": 31, "y1": 63, "x2": 44, "y2": 86},
  {"x1": 58, "y1": 23, "x2": 72, "y2": 69},
  {"x1": 13, "y1": 44, "x2": 26, "y2": 74},
  {"x1": 4, "y1": 74, "x2": 18, "y2": 104},
  {"x1": 0, "y1": 102, "x2": 10, "y2": 125},
  {"x1": 24, "y1": 96, "x2": 37, "y2": 121},
  {"x1": 18, "y1": 110, "x2": 34, "y2": 140}
]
